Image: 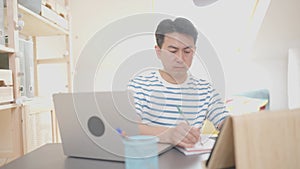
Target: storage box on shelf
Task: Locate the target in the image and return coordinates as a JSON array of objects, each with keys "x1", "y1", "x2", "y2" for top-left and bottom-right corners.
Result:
[
  {"x1": 17, "y1": 0, "x2": 42, "y2": 14},
  {"x1": 42, "y1": 0, "x2": 68, "y2": 17},
  {"x1": 40, "y1": 4, "x2": 68, "y2": 30},
  {"x1": 0, "y1": 69, "x2": 14, "y2": 104}
]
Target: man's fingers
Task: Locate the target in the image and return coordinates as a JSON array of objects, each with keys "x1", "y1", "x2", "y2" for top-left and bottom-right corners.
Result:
[
  {"x1": 182, "y1": 127, "x2": 199, "y2": 143},
  {"x1": 176, "y1": 123, "x2": 200, "y2": 144},
  {"x1": 190, "y1": 127, "x2": 200, "y2": 140},
  {"x1": 177, "y1": 141, "x2": 195, "y2": 148},
  {"x1": 174, "y1": 129, "x2": 198, "y2": 145},
  {"x1": 171, "y1": 123, "x2": 201, "y2": 148},
  {"x1": 184, "y1": 131, "x2": 198, "y2": 143}
]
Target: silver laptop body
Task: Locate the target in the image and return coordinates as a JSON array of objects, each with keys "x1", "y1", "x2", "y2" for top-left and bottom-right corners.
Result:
[{"x1": 53, "y1": 91, "x2": 172, "y2": 162}]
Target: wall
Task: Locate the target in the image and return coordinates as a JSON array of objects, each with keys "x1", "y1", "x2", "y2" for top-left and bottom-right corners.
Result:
[
  {"x1": 70, "y1": 0, "x2": 153, "y2": 65},
  {"x1": 70, "y1": 0, "x2": 154, "y2": 92},
  {"x1": 249, "y1": 0, "x2": 300, "y2": 110}
]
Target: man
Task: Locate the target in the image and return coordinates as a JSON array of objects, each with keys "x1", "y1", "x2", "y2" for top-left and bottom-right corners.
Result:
[{"x1": 128, "y1": 17, "x2": 228, "y2": 148}]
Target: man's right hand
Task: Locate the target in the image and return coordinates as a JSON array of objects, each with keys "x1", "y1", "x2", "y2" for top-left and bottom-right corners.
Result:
[
  {"x1": 138, "y1": 122, "x2": 200, "y2": 148},
  {"x1": 169, "y1": 122, "x2": 200, "y2": 148}
]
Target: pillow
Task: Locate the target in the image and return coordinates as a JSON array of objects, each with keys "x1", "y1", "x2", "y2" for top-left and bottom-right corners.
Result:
[
  {"x1": 236, "y1": 89, "x2": 270, "y2": 110},
  {"x1": 226, "y1": 95, "x2": 268, "y2": 115}
]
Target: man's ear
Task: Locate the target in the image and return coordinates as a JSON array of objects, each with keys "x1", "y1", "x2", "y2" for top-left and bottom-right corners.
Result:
[{"x1": 155, "y1": 45, "x2": 161, "y2": 59}]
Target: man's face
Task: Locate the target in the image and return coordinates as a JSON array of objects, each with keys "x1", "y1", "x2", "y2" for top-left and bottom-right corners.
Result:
[{"x1": 156, "y1": 32, "x2": 196, "y2": 76}]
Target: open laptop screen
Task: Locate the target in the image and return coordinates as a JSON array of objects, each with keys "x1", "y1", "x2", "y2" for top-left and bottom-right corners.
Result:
[{"x1": 53, "y1": 91, "x2": 172, "y2": 162}]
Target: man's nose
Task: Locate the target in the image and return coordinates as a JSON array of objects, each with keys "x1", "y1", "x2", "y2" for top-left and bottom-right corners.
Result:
[{"x1": 175, "y1": 51, "x2": 184, "y2": 62}]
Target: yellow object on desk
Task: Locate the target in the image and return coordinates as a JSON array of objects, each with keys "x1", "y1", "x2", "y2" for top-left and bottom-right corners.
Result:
[{"x1": 201, "y1": 119, "x2": 219, "y2": 135}]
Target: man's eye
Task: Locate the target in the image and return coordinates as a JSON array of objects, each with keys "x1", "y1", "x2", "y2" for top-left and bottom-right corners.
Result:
[{"x1": 169, "y1": 50, "x2": 177, "y2": 53}]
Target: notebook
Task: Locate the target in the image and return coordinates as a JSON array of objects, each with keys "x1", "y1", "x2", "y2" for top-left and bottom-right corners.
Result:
[
  {"x1": 175, "y1": 119, "x2": 219, "y2": 156},
  {"x1": 175, "y1": 135, "x2": 216, "y2": 155},
  {"x1": 52, "y1": 91, "x2": 172, "y2": 162}
]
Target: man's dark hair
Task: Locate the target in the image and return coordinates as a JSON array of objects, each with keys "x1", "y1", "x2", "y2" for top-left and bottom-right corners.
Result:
[{"x1": 155, "y1": 17, "x2": 198, "y2": 48}]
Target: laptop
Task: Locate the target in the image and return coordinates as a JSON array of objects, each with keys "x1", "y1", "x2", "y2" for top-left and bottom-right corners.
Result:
[{"x1": 52, "y1": 91, "x2": 172, "y2": 162}]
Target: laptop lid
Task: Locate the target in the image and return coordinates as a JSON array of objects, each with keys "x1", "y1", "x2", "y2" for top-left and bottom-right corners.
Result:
[{"x1": 53, "y1": 91, "x2": 172, "y2": 162}]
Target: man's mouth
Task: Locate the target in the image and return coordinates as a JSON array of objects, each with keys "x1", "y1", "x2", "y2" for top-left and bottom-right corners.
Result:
[{"x1": 174, "y1": 66, "x2": 185, "y2": 69}]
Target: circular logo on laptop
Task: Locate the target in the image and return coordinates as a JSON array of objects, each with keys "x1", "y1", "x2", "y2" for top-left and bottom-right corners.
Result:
[{"x1": 87, "y1": 116, "x2": 105, "y2": 137}]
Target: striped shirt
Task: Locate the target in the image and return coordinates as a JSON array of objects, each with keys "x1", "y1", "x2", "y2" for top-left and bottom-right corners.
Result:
[{"x1": 128, "y1": 70, "x2": 228, "y2": 128}]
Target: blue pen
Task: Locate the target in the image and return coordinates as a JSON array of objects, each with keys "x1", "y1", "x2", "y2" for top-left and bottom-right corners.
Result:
[{"x1": 116, "y1": 128, "x2": 129, "y2": 139}]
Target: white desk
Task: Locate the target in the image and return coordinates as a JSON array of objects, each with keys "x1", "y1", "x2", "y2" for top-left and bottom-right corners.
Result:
[{"x1": 0, "y1": 144, "x2": 209, "y2": 169}]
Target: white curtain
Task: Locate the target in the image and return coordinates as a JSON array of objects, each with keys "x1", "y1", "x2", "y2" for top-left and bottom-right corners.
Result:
[{"x1": 288, "y1": 48, "x2": 300, "y2": 109}]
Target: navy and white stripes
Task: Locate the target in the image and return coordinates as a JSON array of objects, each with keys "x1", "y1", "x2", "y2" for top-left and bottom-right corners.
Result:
[{"x1": 128, "y1": 70, "x2": 228, "y2": 128}]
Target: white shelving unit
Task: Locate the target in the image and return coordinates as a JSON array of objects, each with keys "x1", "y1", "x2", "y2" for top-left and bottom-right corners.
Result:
[{"x1": 0, "y1": 0, "x2": 71, "y2": 163}]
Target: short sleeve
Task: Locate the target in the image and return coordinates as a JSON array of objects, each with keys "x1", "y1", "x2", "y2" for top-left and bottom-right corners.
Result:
[
  {"x1": 206, "y1": 85, "x2": 228, "y2": 128},
  {"x1": 127, "y1": 79, "x2": 144, "y2": 118}
]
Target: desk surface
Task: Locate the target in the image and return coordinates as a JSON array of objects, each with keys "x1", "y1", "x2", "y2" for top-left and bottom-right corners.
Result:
[{"x1": 1, "y1": 144, "x2": 208, "y2": 169}]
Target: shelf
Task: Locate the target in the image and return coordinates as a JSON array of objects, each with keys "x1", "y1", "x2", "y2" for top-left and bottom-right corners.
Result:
[
  {"x1": 0, "y1": 44, "x2": 15, "y2": 53},
  {"x1": 37, "y1": 57, "x2": 69, "y2": 64},
  {"x1": 18, "y1": 4, "x2": 69, "y2": 36},
  {"x1": 0, "y1": 103, "x2": 18, "y2": 111}
]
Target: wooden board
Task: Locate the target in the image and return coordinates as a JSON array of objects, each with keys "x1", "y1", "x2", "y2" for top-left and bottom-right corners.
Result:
[
  {"x1": 232, "y1": 109, "x2": 300, "y2": 169},
  {"x1": 203, "y1": 109, "x2": 300, "y2": 169}
]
